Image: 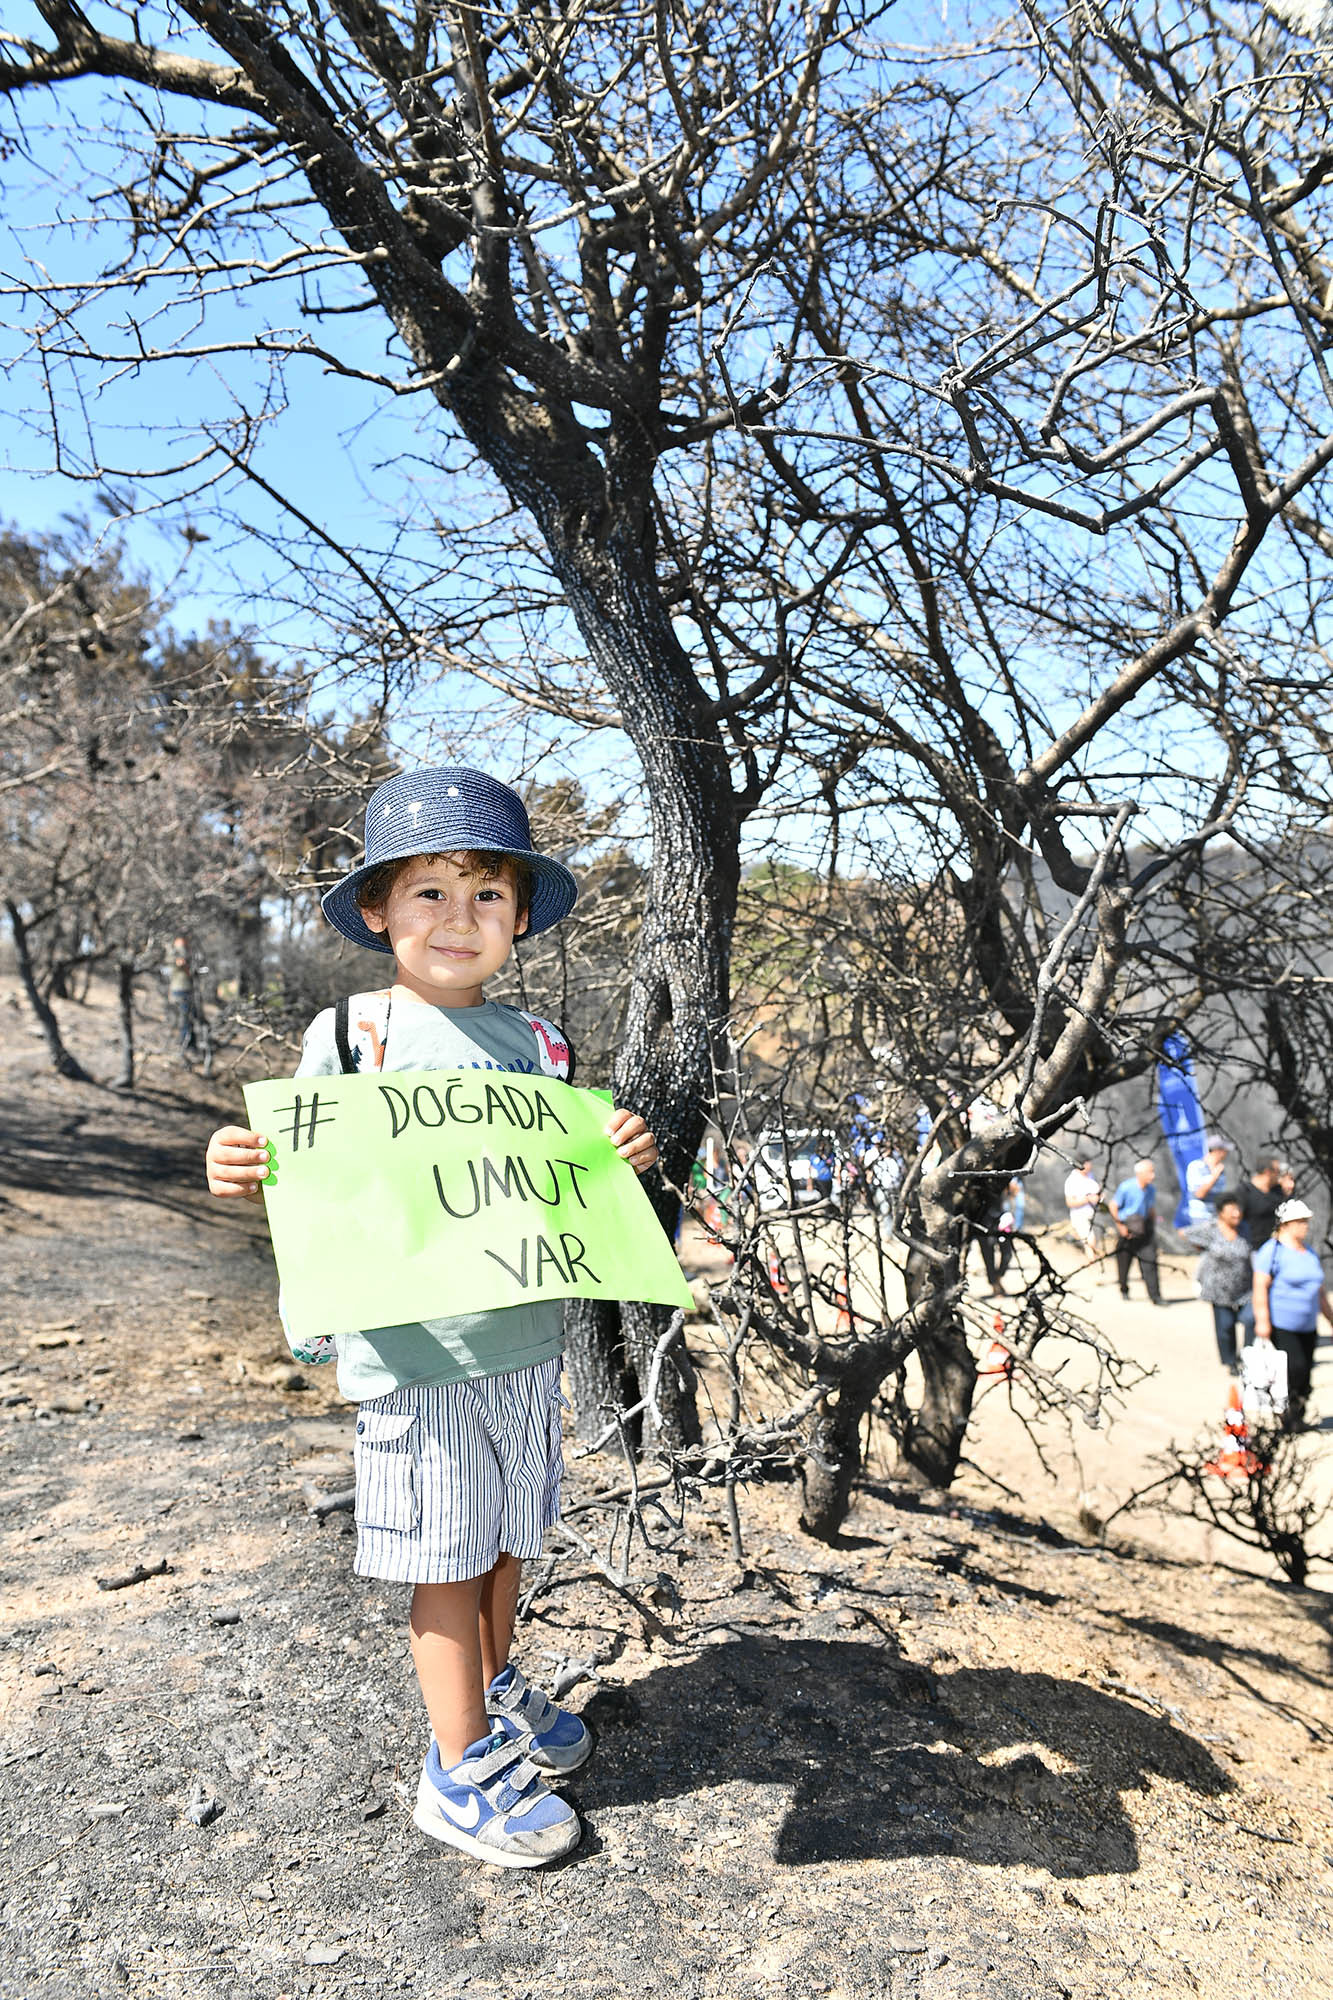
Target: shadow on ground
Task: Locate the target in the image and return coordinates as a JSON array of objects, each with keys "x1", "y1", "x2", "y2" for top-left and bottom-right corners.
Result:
[
  {"x1": 0, "y1": 1081, "x2": 225, "y2": 1222},
  {"x1": 578, "y1": 1636, "x2": 1232, "y2": 1877}
]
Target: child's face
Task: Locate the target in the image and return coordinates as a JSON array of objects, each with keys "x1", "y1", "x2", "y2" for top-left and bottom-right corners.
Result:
[{"x1": 363, "y1": 852, "x2": 528, "y2": 1008}]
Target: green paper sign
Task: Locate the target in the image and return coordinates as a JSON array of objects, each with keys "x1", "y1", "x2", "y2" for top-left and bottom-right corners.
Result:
[{"x1": 242, "y1": 1068, "x2": 693, "y2": 1341}]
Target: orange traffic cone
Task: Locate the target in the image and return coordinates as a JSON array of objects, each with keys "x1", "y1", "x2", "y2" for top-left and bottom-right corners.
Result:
[
  {"x1": 1203, "y1": 1382, "x2": 1265, "y2": 1481},
  {"x1": 834, "y1": 1272, "x2": 853, "y2": 1333},
  {"x1": 767, "y1": 1251, "x2": 789, "y2": 1299}
]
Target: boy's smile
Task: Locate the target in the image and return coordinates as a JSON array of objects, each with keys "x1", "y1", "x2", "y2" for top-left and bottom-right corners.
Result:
[{"x1": 363, "y1": 853, "x2": 528, "y2": 1008}]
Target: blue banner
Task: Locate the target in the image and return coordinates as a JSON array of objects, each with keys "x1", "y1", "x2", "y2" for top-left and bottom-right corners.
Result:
[{"x1": 1156, "y1": 1030, "x2": 1207, "y2": 1228}]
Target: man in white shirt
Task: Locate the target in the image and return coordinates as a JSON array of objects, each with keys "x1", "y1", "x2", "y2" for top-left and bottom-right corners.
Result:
[
  {"x1": 1184, "y1": 1135, "x2": 1229, "y2": 1227},
  {"x1": 1064, "y1": 1156, "x2": 1104, "y2": 1267}
]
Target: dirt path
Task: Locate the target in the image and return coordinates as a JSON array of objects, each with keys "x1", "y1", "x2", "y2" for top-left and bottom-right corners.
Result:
[{"x1": 2, "y1": 993, "x2": 1332, "y2": 2000}]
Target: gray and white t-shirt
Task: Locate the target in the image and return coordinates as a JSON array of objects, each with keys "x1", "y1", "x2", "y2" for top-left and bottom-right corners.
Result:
[{"x1": 295, "y1": 995, "x2": 571, "y2": 1401}]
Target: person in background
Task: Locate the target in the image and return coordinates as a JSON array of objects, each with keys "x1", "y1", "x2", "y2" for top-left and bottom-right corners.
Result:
[
  {"x1": 1251, "y1": 1198, "x2": 1333, "y2": 1430},
  {"x1": 1185, "y1": 1135, "x2": 1229, "y2": 1227},
  {"x1": 994, "y1": 1176, "x2": 1025, "y2": 1289},
  {"x1": 1108, "y1": 1158, "x2": 1163, "y2": 1306},
  {"x1": 1237, "y1": 1156, "x2": 1293, "y2": 1252},
  {"x1": 1064, "y1": 1155, "x2": 1104, "y2": 1269},
  {"x1": 167, "y1": 934, "x2": 196, "y2": 1060},
  {"x1": 811, "y1": 1142, "x2": 835, "y2": 1204},
  {"x1": 1193, "y1": 1194, "x2": 1253, "y2": 1375}
]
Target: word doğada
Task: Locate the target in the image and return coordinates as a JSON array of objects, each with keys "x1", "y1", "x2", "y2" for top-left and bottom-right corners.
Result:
[{"x1": 378, "y1": 1077, "x2": 569, "y2": 1138}]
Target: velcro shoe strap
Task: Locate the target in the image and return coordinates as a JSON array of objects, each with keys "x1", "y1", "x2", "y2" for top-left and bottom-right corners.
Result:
[
  {"x1": 469, "y1": 1736, "x2": 535, "y2": 1788},
  {"x1": 502, "y1": 1755, "x2": 543, "y2": 1797},
  {"x1": 514, "y1": 1685, "x2": 556, "y2": 1732}
]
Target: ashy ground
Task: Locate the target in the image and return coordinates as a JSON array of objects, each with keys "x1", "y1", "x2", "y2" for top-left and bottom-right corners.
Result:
[{"x1": 1, "y1": 984, "x2": 1331, "y2": 2000}]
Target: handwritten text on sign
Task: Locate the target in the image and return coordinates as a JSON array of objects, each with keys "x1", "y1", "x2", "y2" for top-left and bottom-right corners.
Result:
[{"x1": 242, "y1": 1068, "x2": 693, "y2": 1342}]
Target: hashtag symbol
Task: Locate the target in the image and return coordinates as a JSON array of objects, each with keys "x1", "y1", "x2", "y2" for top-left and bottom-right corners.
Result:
[{"x1": 274, "y1": 1093, "x2": 337, "y2": 1152}]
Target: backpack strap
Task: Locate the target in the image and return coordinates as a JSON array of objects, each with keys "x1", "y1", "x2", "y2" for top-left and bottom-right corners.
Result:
[
  {"x1": 334, "y1": 990, "x2": 392, "y2": 1074},
  {"x1": 334, "y1": 996, "x2": 355, "y2": 1075},
  {"x1": 519, "y1": 1010, "x2": 575, "y2": 1083}
]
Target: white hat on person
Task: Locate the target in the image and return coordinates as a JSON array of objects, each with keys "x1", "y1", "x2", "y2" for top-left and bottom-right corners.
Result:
[{"x1": 1276, "y1": 1199, "x2": 1313, "y2": 1224}]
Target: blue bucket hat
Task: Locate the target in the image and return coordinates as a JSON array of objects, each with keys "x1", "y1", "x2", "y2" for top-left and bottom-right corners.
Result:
[{"x1": 321, "y1": 766, "x2": 578, "y2": 954}]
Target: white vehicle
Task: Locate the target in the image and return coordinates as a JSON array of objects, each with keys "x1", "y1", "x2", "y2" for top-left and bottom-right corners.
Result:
[{"x1": 751, "y1": 1128, "x2": 839, "y2": 1211}]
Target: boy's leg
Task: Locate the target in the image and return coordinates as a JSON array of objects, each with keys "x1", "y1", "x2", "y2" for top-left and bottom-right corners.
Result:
[
  {"x1": 410, "y1": 1572, "x2": 580, "y2": 1868},
  {"x1": 479, "y1": 1551, "x2": 522, "y2": 1687},
  {"x1": 479, "y1": 1563, "x2": 593, "y2": 1780},
  {"x1": 409, "y1": 1553, "x2": 526, "y2": 1753},
  {"x1": 410, "y1": 1576, "x2": 488, "y2": 1764}
]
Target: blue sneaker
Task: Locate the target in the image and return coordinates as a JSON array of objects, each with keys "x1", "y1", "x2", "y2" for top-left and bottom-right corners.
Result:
[
  {"x1": 413, "y1": 1724, "x2": 581, "y2": 1868},
  {"x1": 486, "y1": 1662, "x2": 593, "y2": 1775}
]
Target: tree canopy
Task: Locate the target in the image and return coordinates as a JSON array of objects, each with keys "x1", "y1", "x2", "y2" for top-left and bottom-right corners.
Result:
[{"x1": 5, "y1": 0, "x2": 1333, "y2": 1519}]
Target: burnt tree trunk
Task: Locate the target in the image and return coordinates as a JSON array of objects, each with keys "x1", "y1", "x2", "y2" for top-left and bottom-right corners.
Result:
[
  {"x1": 799, "y1": 1346, "x2": 907, "y2": 1543},
  {"x1": 545, "y1": 537, "x2": 738, "y2": 1451},
  {"x1": 441, "y1": 379, "x2": 742, "y2": 1451},
  {"x1": 235, "y1": 897, "x2": 265, "y2": 1003},
  {"x1": 563, "y1": 1297, "x2": 635, "y2": 1438},
  {"x1": 890, "y1": 1155, "x2": 997, "y2": 1493},
  {"x1": 894, "y1": 1321, "x2": 977, "y2": 1490},
  {"x1": 5, "y1": 899, "x2": 92, "y2": 1083},
  {"x1": 114, "y1": 961, "x2": 135, "y2": 1090}
]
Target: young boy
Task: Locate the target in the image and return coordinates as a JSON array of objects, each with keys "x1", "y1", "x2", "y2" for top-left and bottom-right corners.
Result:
[{"x1": 205, "y1": 767, "x2": 658, "y2": 1868}]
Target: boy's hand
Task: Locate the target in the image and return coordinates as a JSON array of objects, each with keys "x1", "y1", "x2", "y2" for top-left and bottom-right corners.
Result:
[
  {"x1": 206, "y1": 1125, "x2": 272, "y2": 1200},
  {"x1": 605, "y1": 1108, "x2": 659, "y2": 1175}
]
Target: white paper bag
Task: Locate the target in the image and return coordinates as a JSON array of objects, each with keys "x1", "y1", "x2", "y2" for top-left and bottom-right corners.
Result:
[{"x1": 1241, "y1": 1339, "x2": 1288, "y2": 1418}]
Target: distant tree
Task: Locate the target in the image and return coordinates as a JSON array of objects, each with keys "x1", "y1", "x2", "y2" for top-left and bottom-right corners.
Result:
[{"x1": 0, "y1": 526, "x2": 383, "y2": 1085}]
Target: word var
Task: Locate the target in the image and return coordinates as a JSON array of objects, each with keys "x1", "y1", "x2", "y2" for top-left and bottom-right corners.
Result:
[{"x1": 484, "y1": 1233, "x2": 599, "y2": 1290}]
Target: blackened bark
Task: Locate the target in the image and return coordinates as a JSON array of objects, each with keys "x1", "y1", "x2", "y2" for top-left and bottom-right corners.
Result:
[
  {"x1": 569, "y1": 563, "x2": 734, "y2": 1450},
  {"x1": 5, "y1": 899, "x2": 92, "y2": 1083},
  {"x1": 563, "y1": 1297, "x2": 634, "y2": 1442},
  {"x1": 890, "y1": 1166, "x2": 992, "y2": 1491},
  {"x1": 894, "y1": 1322, "x2": 977, "y2": 1489},
  {"x1": 114, "y1": 961, "x2": 135, "y2": 1090},
  {"x1": 471, "y1": 434, "x2": 738, "y2": 1450},
  {"x1": 1262, "y1": 992, "x2": 1333, "y2": 1179},
  {"x1": 799, "y1": 1383, "x2": 871, "y2": 1542}
]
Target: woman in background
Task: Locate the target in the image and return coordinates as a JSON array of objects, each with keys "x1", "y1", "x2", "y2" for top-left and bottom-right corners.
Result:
[
  {"x1": 1252, "y1": 1199, "x2": 1333, "y2": 1429},
  {"x1": 1193, "y1": 1195, "x2": 1253, "y2": 1377}
]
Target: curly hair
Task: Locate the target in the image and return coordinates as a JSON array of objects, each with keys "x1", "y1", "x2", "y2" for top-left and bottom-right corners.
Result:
[{"x1": 354, "y1": 848, "x2": 533, "y2": 923}]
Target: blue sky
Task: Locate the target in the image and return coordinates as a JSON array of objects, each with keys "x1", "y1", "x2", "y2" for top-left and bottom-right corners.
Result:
[{"x1": 2, "y1": 0, "x2": 1323, "y2": 872}]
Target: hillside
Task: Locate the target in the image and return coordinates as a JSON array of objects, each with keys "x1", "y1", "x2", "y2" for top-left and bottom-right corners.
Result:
[{"x1": 1, "y1": 983, "x2": 1331, "y2": 2000}]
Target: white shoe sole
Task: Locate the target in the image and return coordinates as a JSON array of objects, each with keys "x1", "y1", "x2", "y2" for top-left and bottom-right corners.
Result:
[
  {"x1": 526, "y1": 1731, "x2": 594, "y2": 1777},
  {"x1": 412, "y1": 1800, "x2": 580, "y2": 1868}
]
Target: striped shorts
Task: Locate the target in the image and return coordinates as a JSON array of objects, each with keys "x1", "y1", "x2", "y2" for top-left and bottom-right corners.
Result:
[{"x1": 352, "y1": 1357, "x2": 564, "y2": 1584}]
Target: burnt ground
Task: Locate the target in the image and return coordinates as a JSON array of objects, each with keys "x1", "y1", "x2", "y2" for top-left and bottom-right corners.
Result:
[{"x1": 2, "y1": 985, "x2": 1332, "y2": 2000}]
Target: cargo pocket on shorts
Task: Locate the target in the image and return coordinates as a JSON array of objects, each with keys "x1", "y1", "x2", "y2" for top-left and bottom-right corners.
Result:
[{"x1": 354, "y1": 1408, "x2": 420, "y2": 1534}]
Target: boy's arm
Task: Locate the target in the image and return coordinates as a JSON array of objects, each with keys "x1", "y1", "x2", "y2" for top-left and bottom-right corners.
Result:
[
  {"x1": 604, "y1": 1107, "x2": 659, "y2": 1175},
  {"x1": 206, "y1": 1126, "x2": 271, "y2": 1200},
  {"x1": 205, "y1": 1007, "x2": 339, "y2": 1197}
]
